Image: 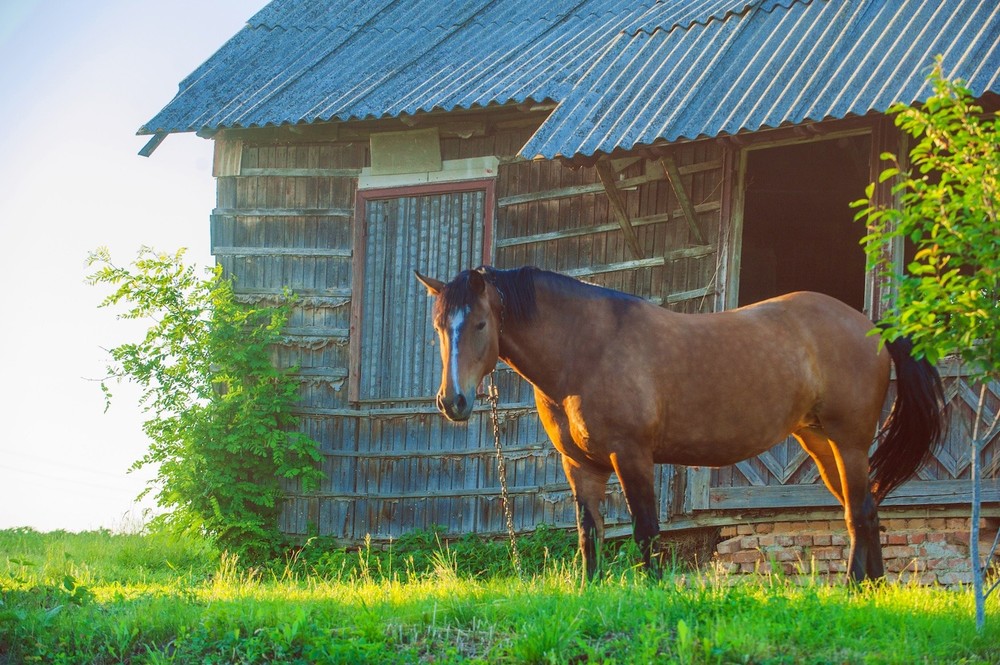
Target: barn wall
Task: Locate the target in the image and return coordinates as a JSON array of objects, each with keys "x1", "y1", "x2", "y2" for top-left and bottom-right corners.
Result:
[
  {"x1": 211, "y1": 113, "x2": 996, "y2": 544},
  {"x1": 703, "y1": 120, "x2": 1000, "y2": 512},
  {"x1": 211, "y1": 114, "x2": 728, "y2": 542}
]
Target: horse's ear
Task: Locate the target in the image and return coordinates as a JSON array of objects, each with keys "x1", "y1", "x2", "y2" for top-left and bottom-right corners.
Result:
[
  {"x1": 414, "y1": 270, "x2": 445, "y2": 296},
  {"x1": 468, "y1": 269, "x2": 486, "y2": 294}
]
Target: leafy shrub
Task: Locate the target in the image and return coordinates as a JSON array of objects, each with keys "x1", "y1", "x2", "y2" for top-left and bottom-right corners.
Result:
[{"x1": 87, "y1": 247, "x2": 323, "y2": 562}]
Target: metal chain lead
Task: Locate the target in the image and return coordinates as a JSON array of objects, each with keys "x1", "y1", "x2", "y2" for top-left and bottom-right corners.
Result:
[{"x1": 488, "y1": 371, "x2": 522, "y2": 579}]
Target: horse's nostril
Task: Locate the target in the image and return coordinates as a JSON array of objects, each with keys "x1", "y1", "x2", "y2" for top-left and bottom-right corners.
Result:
[{"x1": 455, "y1": 394, "x2": 467, "y2": 412}]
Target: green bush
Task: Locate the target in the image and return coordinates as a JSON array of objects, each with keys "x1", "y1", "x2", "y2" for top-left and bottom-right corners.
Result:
[{"x1": 87, "y1": 247, "x2": 323, "y2": 562}]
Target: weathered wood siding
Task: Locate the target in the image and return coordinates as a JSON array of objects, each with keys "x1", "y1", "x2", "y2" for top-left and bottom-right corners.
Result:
[
  {"x1": 211, "y1": 121, "x2": 722, "y2": 541},
  {"x1": 211, "y1": 115, "x2": 995, "y2": 543},
  {"x1": 705, "y1": 367, "x2": 1000, "y2": 510},
  {"x1": 703, "y1": 122, "x2": 1000, "y2": 511}
]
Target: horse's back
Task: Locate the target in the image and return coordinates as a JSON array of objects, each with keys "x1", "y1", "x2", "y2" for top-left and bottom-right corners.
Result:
[
  {"x1": 735, "y1": 291, "x2": 884, "y2": 367},
  {"x1": 632, "y1": 291, "x2": 889, "y2": 463}
]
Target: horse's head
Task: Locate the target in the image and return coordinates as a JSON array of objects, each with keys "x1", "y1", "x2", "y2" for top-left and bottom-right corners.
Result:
[{"x1": 415, "y1": 268, "x2": 502, "y2": 422}]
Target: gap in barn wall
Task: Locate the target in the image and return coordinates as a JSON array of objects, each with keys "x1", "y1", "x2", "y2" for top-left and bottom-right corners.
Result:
[{"x1": 737, "y1": 133, "x2": 871, "y2": 311}]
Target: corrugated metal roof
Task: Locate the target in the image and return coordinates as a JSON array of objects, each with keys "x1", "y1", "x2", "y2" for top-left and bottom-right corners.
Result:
[
  {"x1": 523, "y1": 0, "x2": 1000, "y2": 159},
  {"x1": 142, "y1": 0, "x2": 1000, "y2": 161},
  {"x1": 139, "y1": 0, "x2": 761, "y2": 136}
]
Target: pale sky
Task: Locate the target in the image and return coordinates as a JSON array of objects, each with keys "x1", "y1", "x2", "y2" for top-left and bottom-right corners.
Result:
[{"x1": 0, "y1": 0, "x2": 269, "y2": 531}]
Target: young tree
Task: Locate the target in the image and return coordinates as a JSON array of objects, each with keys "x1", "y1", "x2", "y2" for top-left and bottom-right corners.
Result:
[
  {"x1": 87, "y1": 247, "x2": 322, "y2": 561},
  {"x1": 854, "y1": 59, "x2": 999, "y2": 629}
]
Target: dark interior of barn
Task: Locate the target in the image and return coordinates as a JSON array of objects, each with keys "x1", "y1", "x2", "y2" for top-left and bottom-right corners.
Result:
[{"x1": 738, "y1": 135, "x2": 871, "y2": 310}]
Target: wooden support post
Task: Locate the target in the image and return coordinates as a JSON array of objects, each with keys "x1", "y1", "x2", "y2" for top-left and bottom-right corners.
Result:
[
  {"x1": 595, "y1": 159, "x2": 644, "y2": 259},
  {"x1": 659, "y1": 155, "x2": 706, "y2": 245}
]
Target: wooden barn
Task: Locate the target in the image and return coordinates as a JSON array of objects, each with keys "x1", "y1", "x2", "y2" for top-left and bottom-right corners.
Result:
[{"x1": 141, "y1": 0, "x2": 1000, "y2": 579}]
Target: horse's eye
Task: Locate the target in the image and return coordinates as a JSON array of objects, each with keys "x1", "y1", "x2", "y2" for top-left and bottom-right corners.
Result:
[{"x1": 475, "y1": 321, "x2": 486, "y2": 331}]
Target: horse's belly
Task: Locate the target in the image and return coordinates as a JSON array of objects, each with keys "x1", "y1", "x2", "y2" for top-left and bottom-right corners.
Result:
[{"x1": 652, "y1": 423, "x2": 799, "y2": 467}]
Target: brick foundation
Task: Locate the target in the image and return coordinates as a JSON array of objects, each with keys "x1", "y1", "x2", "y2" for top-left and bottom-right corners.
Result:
[{"x1": 711, "y1": 516, "x2": 1000, "y2": 588}]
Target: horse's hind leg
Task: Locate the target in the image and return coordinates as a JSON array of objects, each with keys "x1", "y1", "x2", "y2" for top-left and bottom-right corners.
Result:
[
  {"x1": 795, "y1": 428, "x2": 846, "y2": 506},
  {"x1": 797, "y1": 428, "x2": 883, "y2": 581},
  {"x1": 608, "y1": 451, "x2": 661, "y2": 576},
  {"x1": 836, "y1": 446, "x2": 885, "y2": 582},
  {"x1": 561, "y1": 455, "x2": 610, "y2": 581}
]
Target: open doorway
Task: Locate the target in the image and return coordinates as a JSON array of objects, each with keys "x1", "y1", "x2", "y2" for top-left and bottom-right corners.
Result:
[{"x1": 737, "y1": 135, "x2": 871, "y2": 310}]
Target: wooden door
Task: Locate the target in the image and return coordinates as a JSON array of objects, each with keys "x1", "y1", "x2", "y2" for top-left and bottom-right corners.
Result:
[{"x1": 354, "y1": 185, "x2": 489, "y2": 403}]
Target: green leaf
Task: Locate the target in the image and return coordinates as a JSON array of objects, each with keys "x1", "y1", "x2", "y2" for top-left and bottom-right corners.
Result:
[{"x1": 88, "y1": 246, "x2": 321, "y2": 562}]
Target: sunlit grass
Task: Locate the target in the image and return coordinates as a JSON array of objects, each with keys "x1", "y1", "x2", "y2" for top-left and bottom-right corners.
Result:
[{"x1": 2, "y1": 528, "x2": 998, "y2": 663}]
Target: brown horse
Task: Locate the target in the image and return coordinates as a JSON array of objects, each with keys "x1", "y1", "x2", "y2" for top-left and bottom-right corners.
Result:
[{"x1": 415, "y1": 266, "x2": 945, "y2": 582}]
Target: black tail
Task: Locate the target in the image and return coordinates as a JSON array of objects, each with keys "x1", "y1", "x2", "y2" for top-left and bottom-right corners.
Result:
[{"x1": 870, "y1": 337, "x2": 946, "y2": 503}]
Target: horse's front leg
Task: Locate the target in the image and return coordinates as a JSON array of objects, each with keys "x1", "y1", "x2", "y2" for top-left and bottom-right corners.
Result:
[
  {"x1": 561, "y1": 455, "x2": 610, "y2": 581},
  {"x1": 609, "y1": 450, "x2": 661, "y2": 576}
]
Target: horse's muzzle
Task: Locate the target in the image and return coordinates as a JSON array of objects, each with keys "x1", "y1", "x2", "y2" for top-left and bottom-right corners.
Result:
[{"x1": 436, "y1": 390, "x2": 473, "y2": 422}]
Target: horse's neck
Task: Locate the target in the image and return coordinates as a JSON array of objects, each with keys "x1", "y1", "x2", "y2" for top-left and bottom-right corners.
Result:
[
  {"x1": 498, "y1": 321, "x2": 555, "y2": 397},
  {"x1": 497, "y1": 282, "x2": 585, "y2": 398}
]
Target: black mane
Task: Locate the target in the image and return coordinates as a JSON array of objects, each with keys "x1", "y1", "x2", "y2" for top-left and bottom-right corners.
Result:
[
  {"x1": 480, "y1": 266, "x2": 539, "y2": 324},
  {"x1": 438, "y1": 265, "x2": 641, "y2": 326},
  {"x1": 436, "y1": 266, "x2": 538, "y2": 325}
]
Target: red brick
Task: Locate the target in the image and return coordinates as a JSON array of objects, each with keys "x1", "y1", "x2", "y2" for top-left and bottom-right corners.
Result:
[
  {"x1": 794, "y1": 535, "x2": 813, "y2": 547},
  {"x1": 886, "y1": 534, "x2": 908, "y2": 546},
  {"x1": 716, "y1": 561, "x2": 740, "y2": 574},
  {"x1": 831, "y1": 534, "x2": 849, "y2": 547},
  {"x1": 758, "y1": 535, "x2": 776, "y2": 547},
  {"x1": 806, "y1": 560, "x2": 830, "y2": 573},
  {"x1": 813, "y1": 534, "x2": 832, "y2": 546},
  {"x1": 909, "y1": 533, "x2": 927, "y2": 545},
  {"x1": 938, "y1": 571, "x2": 973, "y2": 587},
  {"x1": 928, "y1": 518, "x2": 947, "y2": 530},
  {"x1": 944, "y1": 557, "x2": 972, "y2": 571},
  {"x1": 775, "y1": 535, "x2": 795, "y2": 547},
  {"x1": 946, "y1": 518, "x2": 966, "y2": 530},
  {"x1": 740, "y1": 562, "x2": 758, "y2": 573},
  {"x1": 769, "y1": 549, "x2": 800, "y2": 562},
  {"x1": 927, "y1": 532, "x2": 947, "y2": 543},
  {"x1": 737, "y1": 524, "x2": 754, "y2": 535},
  {"x1": 732, "y1": 550, "x2": 764, "y2": 564},
  {"x1": 741, "y1": 536, "x2": 760, "y2": 550},
  {"x1": 945, "y1": 531, "x2": 971, "y2": 547},
  {"x1": 716, "y1": 536, "x2": 743, "y2": 556},
  {"x1": 755, "y1": 522, "x2": 774, "y2": 535},
  {"x1": 882, "y1": 545, "x2": 918, "y2": 559},
  {"x1": 886, "y1": 559, "x2": 906, "y2": 573},
  {"x1": 778, "y1": 562, "x2": 797, "y2": 575},
  {"x1": 886, "y1": 558, "x2": 923, "y2": 574},
  {"x1": 720, "y1": 526, "x2": 738, "y2": 538},
  {"x1": 899, "y1": 571, "x2": 937, "y2": 586},
  {"x1": 812, "y1": 547, "x2": 843, "y2": 561}
]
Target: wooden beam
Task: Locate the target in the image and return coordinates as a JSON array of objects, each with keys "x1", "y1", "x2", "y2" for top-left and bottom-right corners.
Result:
[
  {"x1": 239, "y1": 167, "x2": 361, "y2": 177},
  {"x1": 138, "y1": 132, "x2": 168, "y2": 157},
  {"x1": 497, "y1": 202, "x2": 721, "y2": 248},
  {"x1": 563, "y1": 257, "x2": 665, "y2": 278},
  {"x1": 659, "y1": 155, "x2": 706, "y2": 244},
  {"x1": 497, "y1": 171, "x2": 662, "y2": 207},
  {"x1": 213, "y1": 246, "x2": 352, "y2": 257},
  {"x1": 595, "y1": 159, "x2": 644, "y2": 259},
  {"x1": 212, "y1": 207, "x2": 354, "y2": 218}
]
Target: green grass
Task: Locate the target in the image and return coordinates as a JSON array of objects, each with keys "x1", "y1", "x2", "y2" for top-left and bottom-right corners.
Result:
[{"x1": 1, "y1": 527, "x2": 998, "y2": 664}]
